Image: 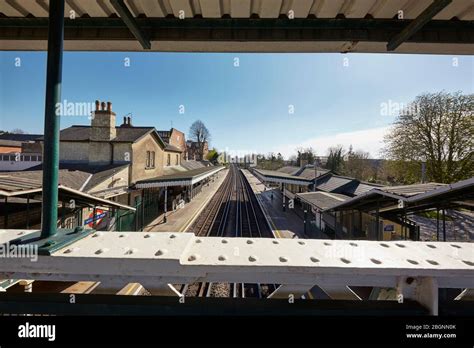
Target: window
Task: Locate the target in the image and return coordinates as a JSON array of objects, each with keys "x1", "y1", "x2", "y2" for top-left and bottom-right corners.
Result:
[
  {"x1": 167, "y1": 154, "x2": 171, "y2": 166},
  {"x1": 176, "y1": 154, "x2": 179, "y2": 165},
  {"x1": 145, "y1": 151, "x2": 150, "y2": 168},
  {"x1": 146, "y1": 151, "x2": 155, "y2": 168}
]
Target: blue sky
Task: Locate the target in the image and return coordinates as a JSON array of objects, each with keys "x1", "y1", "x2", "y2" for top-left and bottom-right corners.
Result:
[{"x1": 0, "y1": 51, "x2": 472, "y2": 158}]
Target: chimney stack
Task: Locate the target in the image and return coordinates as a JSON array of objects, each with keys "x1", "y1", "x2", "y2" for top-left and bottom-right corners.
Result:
[{"x1": 90, "y1": 99, "x2": 116, "y2": 141}]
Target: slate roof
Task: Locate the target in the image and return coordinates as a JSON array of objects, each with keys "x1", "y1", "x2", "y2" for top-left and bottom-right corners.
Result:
[
  {"x1": 10, "y1": 163, "x2": 129, "y2": 192},
  {"x1": 0, "y1": 134, "x2": 43, "y2": 142},
  {"x1": 49, "y1": 126, "x2": 155, "y2": 143}
]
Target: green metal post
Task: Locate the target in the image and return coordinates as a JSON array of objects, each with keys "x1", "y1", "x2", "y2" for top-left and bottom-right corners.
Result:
[
  {"x1": 26, "y1": 194, "x2": 30, "y2": 229},
  {"x1": 41, "y1": 0, "x2": 65, "y2": 238},
  {"x1": 303, "y1": 208, "x2": 307, "y2": 236},
  {"x1": 442, "y1": 209, "x2": 446, "y2": 241},
  {"x1": 4, "y1": 197, "x2": 8, "y2": 229},
  {"x1": 375, "y1": 200, "x2": 380, "y2": 240}
]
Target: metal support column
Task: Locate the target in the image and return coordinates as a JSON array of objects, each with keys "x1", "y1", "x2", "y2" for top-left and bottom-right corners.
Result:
[
  {"x1": 61, "y1": 200, "x2": 65, "y2": 228},
  {"x1": 92, "y1": 206, "x2": 97, "y2": 229},
  {"x1": 282, "y1": 183, "x2": 286, "y2": 212},
  {"x1": 303, "y1": 208, "x2": 307, "y2": 236},
  {"x1": 436, "y1": 208, "x2": 440, "y2": 241},
  {"x1": 41, "y1": 0, "x2": 65, "y2": 238},
  {"x1": 4, "y1": 197, "x2": 8, "y2": 229},
  {"x1": 26, "y1": 194, "x2": 30, "y2": 229},
  {"x1": 375, "y1": 200, "x2": 380, "y2": 241},
  {"x1": 164, "y1": 187, "x2": 168, "y2": 223},
  {"x1": 442, "y1": 209, "x2": 446, "y2": 242}
]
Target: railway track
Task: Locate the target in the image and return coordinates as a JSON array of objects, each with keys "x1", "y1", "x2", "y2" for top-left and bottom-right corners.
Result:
[{"x1": 185, "y1": 165, "x2": 276, "y2": 298}]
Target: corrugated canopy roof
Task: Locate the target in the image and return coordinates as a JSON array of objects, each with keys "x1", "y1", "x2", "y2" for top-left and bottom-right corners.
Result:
[
  {"x1": 1, "y1": 0, "x2": 473, "y2": 54},
  {"x1": 136, "y1": 165, "x2": 224, "y2": 187},
  {"x1": 326, "y1": 177, "x2": 474, "y2": 214},
  {"x1": 0, "y1": 174, "x2": 135, "y2": 211},
  {"x1": 297, "y1": 191, "x2": 350, "y2": 210}
]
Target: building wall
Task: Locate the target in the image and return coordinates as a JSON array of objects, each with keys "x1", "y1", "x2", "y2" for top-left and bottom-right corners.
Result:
[
  {"x1": 22, "y1": 142, "x2": 43, "y2": 154},
  {"x1": 89, "y1": 141, "x2": 113, "y2": 164},
  {"x1": 130, "y1": 135, "x2": 165, "y2": 183},
  {"x1": 187, "y1": 141, "x2": 209, "y2": 161},
  {"x1": 164, "y1": 151, "x2": 181, "y2": 166},
  {"x1": 168, "y1": 129, "x2": 187, "y2": 159},
  {"x1": 60, "y1": 142, "x2": 90, "y2": 162},
  {"x1": 0, "y1": 146, "x2": 21, "y2": 153},
  {"x1": 112, "y1": 143, "x2": 132, "y2": 163}
]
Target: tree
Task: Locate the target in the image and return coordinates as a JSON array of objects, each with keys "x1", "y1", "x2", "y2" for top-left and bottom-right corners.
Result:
[
  {"x1": 206, "y1": 148, "x2": 219, "y2": 164},
  {"x1": 383, "y1": 91, "x2": 474, "y2": 183},
  {"x1": 344, "y1": 149, "x2": 371, "y2": 180},
  {"x1": 189, "y1": 120, "x2": 211, "y2": 161},
  {"x1": 10, "y1": 128, "x2": 26, "y2": 134},
  {"x1": 326, "y1": 145, "x2": 345, "y2": 173},
  {"x1": 296, "y1": 147, "x2": 316, "y2": 166}
]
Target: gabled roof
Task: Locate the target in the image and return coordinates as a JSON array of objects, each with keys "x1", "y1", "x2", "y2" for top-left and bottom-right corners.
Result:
[
  {"x1": 315, "y1": 175, "x2": 355, "y2": 193},
  {"x1": 157, "y1": 130, "x2": 171, "y2": 143},
  {"x1": 164, "y1": 143, "x2": 182, "y2": 153},
  {"x1": 0, "y1": 134, "x2": 43, "y2": 142},
  {"x1": 57, "y1": 125, "x2": 155, "y2": 143},
  {"x1": 297, "y1": 167, "x2": 331, "y2": 180}
]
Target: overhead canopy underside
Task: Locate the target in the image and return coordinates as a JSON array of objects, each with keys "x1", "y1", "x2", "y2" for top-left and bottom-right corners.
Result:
[{"x1": 0, "y1": 0, "x2": 473, "y2": 54}]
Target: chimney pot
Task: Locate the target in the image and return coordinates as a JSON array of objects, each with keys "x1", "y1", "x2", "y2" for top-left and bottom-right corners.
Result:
[
  {"x1": 101, "y1": 101, "x2": 106, "y2": 111},
  {"x1": 107, "y1": 101, "x2": 112, "y2": 112},
  {"x1": 127, "y1": 116, "x2": 132, "y2": 126},
  {"x1": 95, "y1": 100, "x2": 100, "y2": 111},
  {"x1": 123, "y1": 116, "x2": 127, "y2": 125}
]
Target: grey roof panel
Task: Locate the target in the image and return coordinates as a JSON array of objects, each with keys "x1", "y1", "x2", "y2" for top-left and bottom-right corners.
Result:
[
  {"x1": 11, "y1": 163, "x2": 129, "y2": 192},
  {"x1": 276, "y1": 166, "x2": 300, "y2": 175},
  {"x1": 297, "y1": 192, "x2": 350, "y2": 210},
  {"x1": 316, "y1": 175, "x2": 354, "y2": 193},
  {"x1": 380, "y1": 183, "x2": 446, "y2": 197}
]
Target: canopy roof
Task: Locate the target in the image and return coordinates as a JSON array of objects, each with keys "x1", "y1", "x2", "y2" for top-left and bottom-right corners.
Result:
[{"x1": 1, "y1": 0, "x2": 473, "y2": 54}]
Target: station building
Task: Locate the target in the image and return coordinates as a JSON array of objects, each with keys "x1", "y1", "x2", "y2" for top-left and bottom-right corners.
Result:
[
  {"x1": 252, "y1": 165, "x2": 473, "y2": 242},
  {"x1": 0, "y1": 100, "x2": 223, "y2": 231}
]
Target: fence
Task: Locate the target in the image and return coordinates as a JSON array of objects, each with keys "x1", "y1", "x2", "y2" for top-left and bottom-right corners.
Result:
[{"x1": 112, "y1": 190, "x2": 162, "y2": 232}]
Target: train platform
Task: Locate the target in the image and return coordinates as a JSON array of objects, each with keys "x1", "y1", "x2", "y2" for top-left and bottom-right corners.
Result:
[
  {"x1": 143, "y1": 169, "x2": 229, "y2": 232},
  {"x1": 242, "y1": 169, "x2": 305, "y2": 239}
]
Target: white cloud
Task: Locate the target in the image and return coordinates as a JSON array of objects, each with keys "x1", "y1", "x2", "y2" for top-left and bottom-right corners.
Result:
[{"x1": 272, "y1": 126, "x2": 391, "y2": 159}]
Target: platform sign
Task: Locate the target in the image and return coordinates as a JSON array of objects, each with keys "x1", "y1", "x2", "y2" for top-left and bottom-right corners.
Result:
[{"x1": 84, "y1": 209, "x2": 106, "y2": 227}]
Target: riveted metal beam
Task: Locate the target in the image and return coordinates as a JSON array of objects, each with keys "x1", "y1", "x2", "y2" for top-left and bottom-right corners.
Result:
[
  {"x1": 0, "y1": 18, "x2": 473, "y2": 51},
  {"x1": 387, "y1": 0, "x2": 453, "y2": 51},
  {"x1": 110, "y1": 0, "x2": 150, "y2": 50}
]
